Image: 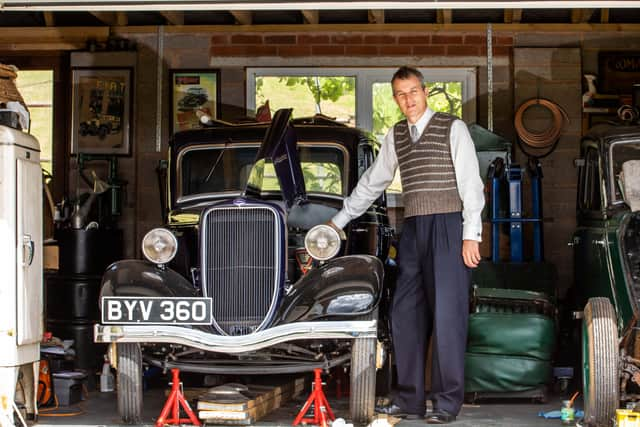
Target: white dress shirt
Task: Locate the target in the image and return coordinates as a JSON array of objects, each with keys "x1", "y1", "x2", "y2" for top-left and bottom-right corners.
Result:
[{"x1": 332, "y1": 108, "x2": 485, "y2": 241}]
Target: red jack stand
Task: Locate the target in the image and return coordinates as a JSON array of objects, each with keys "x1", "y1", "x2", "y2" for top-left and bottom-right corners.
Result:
[
  {"x1": 155, "y1": 368, "x2": 201, "y2": 427},
  {"x1": 293, "y1": 368, "x2": 335, "y2": 427}
]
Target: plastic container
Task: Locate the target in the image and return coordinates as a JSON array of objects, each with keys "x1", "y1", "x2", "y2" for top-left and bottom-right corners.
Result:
[
  {"x1": 560, "y1": 400, "x2": 575, "y2": 425},
  {"x1": 52, "y1": 371, "x2": 87, "y2": 406},
  {"x1": 100, "y1": 359, "x2": 114, "y2": 392},
  {"x1": 616, "y1": 409, "x2": 640, "y2": 427}
]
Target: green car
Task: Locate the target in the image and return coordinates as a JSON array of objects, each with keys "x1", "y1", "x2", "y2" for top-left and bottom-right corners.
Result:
[{"x1": 573, "y1": 123, "x2": 640, "y2": 426}]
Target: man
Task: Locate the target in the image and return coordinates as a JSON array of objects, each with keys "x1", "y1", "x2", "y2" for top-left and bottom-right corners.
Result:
[{"x1": 329, "y1": 66, "x2": 484, "y2": 424}]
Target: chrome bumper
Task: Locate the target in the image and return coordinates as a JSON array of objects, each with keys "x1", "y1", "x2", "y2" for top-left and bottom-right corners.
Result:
[{"x1": 94, "y1": 320, "x2": 377, "y2": 354}]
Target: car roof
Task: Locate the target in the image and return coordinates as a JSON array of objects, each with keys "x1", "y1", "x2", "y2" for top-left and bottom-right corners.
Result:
[{"x1": 582, "y1": 123, "x2": 640, "y2": 149}]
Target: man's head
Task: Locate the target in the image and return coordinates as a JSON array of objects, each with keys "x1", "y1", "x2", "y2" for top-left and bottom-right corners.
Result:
[{"x1": 391, "y1": 66, "x2": 428, "y2": 124}]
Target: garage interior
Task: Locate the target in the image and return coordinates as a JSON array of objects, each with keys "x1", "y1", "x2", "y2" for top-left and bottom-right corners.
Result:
[{"x1": 2, "y1": 1, "x2": 640, "y2": 426}]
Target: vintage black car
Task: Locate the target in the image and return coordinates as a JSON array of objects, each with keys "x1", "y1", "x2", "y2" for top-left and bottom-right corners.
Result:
[
  {"x1": 572, "y1": 123, "x2": 640, "y2": 426},
  {"x1": 94, "y1": 109, "x2": 395, "y2": 424}
]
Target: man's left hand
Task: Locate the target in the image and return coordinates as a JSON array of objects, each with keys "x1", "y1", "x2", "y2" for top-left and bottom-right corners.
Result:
[{"x1": 462, "y1": 240, "x2": 481, "y2": 268}]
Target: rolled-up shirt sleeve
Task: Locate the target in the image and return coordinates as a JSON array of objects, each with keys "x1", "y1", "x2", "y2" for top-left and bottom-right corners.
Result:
[
  {"x1": 332, "y1": 131, "x2": 398, "y2": 229},
  {"x1": 450, "y1": 120, "x2": 485, "y2": 241}
]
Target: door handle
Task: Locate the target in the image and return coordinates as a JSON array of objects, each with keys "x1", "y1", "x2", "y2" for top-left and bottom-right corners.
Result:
[
  {"x1": 592, "y1": 239, "x2": 607, "y2": 247},
  {"x1": 23, "y1": 234, "x2": 34, "y2": 266}
]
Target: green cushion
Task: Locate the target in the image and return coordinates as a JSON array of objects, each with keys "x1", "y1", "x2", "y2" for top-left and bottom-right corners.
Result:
[
  {"x1": 467, "y1": 312, "x2": 555, "y2": 360},
  {"x1": 464, "y1": 353, "x2": 552, "y2": 393},
  {"x1": 471, "y1": 261, "x2": 558, "y2": 300}
]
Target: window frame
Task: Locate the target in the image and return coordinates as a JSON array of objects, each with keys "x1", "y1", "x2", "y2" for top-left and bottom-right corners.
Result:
[{"x1": 246, "y1": 67, "x2": 477, "y2": 133}]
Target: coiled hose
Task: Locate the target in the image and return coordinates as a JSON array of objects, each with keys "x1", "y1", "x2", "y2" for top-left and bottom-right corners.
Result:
[{"x1": 514, "y1": 98, "x2": 569, "y2": 158}]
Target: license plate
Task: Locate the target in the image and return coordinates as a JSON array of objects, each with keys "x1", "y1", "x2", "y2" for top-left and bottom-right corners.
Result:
[{"x1": 102, "y1": 297, "x2": 212, "y2": 325}]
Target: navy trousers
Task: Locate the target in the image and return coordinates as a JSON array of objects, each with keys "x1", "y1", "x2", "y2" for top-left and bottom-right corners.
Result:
[{"x1": 391, "y1": 212, "x2": 470, "y2": 416}]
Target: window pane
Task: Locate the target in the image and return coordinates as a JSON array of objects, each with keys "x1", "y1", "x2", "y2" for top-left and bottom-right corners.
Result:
[
  {"x1": 249, "y1": 146, "x2": 345, "y2": 196},
  {"x1": 15, "y1": 70, "x2": 53, "y2": 175},
  {"x1": 372, "y1": 81, "x2": 463, "y2": 193},
  {"x1": 256, "y1": 76, "x2": 355, "y2": 126}
]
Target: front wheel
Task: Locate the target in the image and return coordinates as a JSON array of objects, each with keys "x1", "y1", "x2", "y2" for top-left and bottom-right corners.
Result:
[
  {"x1": 117, "y1": 343, "x2": 143, "y2": 424},
  {"x1": 582, "y1": 297, "x2": 619, "y2": 426},
  {"x1": 350, "y1": 309, "x2": 378, "y2": 425}
]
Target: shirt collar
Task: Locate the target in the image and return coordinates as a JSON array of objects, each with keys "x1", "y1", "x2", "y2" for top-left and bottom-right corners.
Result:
[{"x1": 409, "y1": 108, "x2": 434, "y2": 136}]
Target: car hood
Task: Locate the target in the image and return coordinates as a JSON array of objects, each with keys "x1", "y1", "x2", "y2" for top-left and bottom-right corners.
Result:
[{"x1": 246, "y1": 108, "x2": 307, "y2": 208}]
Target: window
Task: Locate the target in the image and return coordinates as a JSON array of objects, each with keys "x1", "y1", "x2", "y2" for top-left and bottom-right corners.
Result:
[
  {"x1": 610, "y1": 140, "x2": 640, "y2": 206},
  {"x1": 15, "y1": 70, "x2": 54, "y2": 174},
  {"x1": 247, "y1": 67, "x2": 477, "y2": 193}
]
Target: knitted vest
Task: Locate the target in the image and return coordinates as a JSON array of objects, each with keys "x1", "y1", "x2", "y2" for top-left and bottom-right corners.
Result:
[{"x1": 394, "y1": 112, "x2": 463, "y2": 218}]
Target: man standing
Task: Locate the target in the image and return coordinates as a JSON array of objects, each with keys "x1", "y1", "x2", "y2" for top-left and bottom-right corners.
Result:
[{"x1": 329, "y1": 66, "x2": 484, "y2": 424}]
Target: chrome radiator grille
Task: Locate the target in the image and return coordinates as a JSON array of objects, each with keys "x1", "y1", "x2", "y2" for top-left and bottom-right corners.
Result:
[{"x1": 201, "y1": 205, "x2": 281, "y2": 336}]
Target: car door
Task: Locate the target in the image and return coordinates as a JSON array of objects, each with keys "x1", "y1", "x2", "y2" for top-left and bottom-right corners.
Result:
[{"x1": 574, "y1": 146, "x2": 614, "y2": 306}]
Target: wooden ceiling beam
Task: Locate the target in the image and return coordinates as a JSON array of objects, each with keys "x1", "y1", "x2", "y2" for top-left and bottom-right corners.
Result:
[
  {"x1": 160, "y1": 11, "x2": 184, "y2": 25},
  {"x1": 601, "y1": 8, "x2": 610, "y2": 23},
  {"x1": 230, "y1": 10, "x2": 252, "y2": 25},
  {"x1": 301, "y1": 10, "x2": 319, "y2": 25},
  {"x1": 509, "y1": 9, "x2": 522, "y2": 23},
  {"x1": 571, "y1": 8, "x2": 595, "y2": 23},
  {"x1": 90, "y1": 12, "x2": 128, "y2": 26},
  {"x1": 43, "y1": 12, "x2": 55, "y2": 26},
  {"x1": 437, "y1": 9, "x2": 452, "y2": 24},
  {"x1": 368, "y1": 9, "x2": 384, "y2": 24}
]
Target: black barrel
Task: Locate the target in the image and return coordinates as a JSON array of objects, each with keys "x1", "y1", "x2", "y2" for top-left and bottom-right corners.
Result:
[
  {"x1": 56, "y1": 228, "x2": 123, "y2": 275},
  {"x1": 45, "y1": 273, "x2": 101, "y2": 320},
  {"x1": 45, "y1": 272, "x2": 106, "y2": 376}
]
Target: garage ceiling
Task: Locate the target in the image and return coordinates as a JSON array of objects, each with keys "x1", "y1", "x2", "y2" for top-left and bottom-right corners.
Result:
[{"x1": 1, "y1": 1, "x2": 640, "y2": 26}]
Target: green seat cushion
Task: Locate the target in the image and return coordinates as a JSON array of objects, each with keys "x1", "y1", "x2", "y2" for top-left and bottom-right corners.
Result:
[
  {"x1": 464, "y1": 353, "x2": 552, "y2": 393},
  {"x1": 467, "y1": 312, "x2": 555, "y2": 360}
]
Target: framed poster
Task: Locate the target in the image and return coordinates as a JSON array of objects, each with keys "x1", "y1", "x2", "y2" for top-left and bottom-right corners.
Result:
[
  {"x1": 70, "y1": 68, "x2": 131, "y2": 155},
  {"x1": 598, "y1": 51, "x2": 640, "y2": 94},
  {"x1": 170, "y1": 69, "x2": 220, "y2": 133}
]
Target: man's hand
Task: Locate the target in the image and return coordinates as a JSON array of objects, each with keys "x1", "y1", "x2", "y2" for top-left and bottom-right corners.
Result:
[
  {"x1": 326, "y1": 220, "x2": 347, "y2": 240},
  {"x1": 462, "y1": 240, "x2": 481, "y2": 268}
]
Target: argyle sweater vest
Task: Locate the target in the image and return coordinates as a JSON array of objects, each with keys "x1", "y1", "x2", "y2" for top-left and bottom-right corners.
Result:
[{"x1": 393, "y1": 112, "x2": 463, "y2": 218}]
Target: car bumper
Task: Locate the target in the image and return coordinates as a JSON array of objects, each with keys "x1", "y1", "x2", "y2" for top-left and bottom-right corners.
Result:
[{"x1": 95, "y1": 319, "x2": 377, "y2": 354}]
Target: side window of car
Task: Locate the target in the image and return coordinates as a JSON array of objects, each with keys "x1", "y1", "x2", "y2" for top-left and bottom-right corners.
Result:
[{"x1": 357, "y1": 142, "x2": 374, "y2": 178}]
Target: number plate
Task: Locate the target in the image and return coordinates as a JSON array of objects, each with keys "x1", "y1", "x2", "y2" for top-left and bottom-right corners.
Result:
[{"x1": 102, "y1": 297, "x2": 212, "y2": 325}]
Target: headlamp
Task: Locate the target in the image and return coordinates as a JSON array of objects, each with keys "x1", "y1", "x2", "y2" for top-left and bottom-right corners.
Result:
[{"x1": 141, "y1": 228, "x2": 178, "y2": 265}]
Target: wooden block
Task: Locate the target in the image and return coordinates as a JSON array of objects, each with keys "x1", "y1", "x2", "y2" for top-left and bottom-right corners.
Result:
[
  {"x1": 43, "y1": 245, "x2": 59, "y2": 270},
  {"x1": 197, "y1": 377, "x2": 304, "y2": 425}
]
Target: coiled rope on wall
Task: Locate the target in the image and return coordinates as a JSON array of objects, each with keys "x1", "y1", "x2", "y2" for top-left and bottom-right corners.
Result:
[{"x1": 514, "y1": 98, "x2": 569, "y2": 158}]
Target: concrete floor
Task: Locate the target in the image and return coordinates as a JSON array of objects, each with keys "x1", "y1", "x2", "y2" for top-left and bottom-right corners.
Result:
[{"x1": 32, "y1": 386, "x2": 574, "y2": 427}]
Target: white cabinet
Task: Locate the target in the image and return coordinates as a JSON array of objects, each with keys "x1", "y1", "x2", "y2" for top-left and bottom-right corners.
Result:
[{"x1": 0, "y1": 124, "x2": 42, "y2": 424}]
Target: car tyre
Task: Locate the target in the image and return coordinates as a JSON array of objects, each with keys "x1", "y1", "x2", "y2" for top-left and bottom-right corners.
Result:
[
  {"x1": 117, "y1": 343, "x2": 143, "y2": 424},
  {"x1": 582, "y1": 297, "x2": 618, "y2": 427},
  {"x1": 350, "y1": 308, "x2": 377, "y2": 425}
]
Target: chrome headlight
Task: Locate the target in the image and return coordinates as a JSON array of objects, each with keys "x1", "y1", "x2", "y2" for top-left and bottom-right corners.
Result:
[
  {"x1": 304, "y1": 224, "x2": 341, "y2": 261},
  {"x1": 141, "y1": 228, "x2": 178, "y2": 265}
]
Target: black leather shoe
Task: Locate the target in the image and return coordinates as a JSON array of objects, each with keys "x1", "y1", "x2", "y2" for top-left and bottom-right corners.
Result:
[
  {"x1": 425, "y1": 409, "x2": 456, "y2": 424},
  {"x1": 375, "y1": 403, "x2": 423, "y2": 420}
]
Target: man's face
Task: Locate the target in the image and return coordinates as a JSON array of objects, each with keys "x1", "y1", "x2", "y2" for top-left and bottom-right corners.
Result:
[{"x1": 392, "y1": 75, "x2": 428, "y2": 124}]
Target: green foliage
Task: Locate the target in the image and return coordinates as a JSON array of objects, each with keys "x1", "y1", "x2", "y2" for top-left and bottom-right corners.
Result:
[
  {"x1": 15, "y1": 70, "x2": 53, "y2": 174},
  {"x1": 255, "y1": 76, "x2": 355, "y2": 123},
  {"x1": 279, "y1": 76, "x2": 355, "y2": 114},
  {"x1": 372, "y1": 83, "x2": 403, "y2": 138}
]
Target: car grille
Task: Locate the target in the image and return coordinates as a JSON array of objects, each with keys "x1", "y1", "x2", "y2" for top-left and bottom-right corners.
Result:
[{"x1": 201, "y1": 205, "x2": 282, "y2": 336}]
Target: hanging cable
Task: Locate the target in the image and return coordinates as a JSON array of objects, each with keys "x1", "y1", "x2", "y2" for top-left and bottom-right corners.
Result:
[{"x1": 514, "y1": 98, "x2": 569, "y2": 158}]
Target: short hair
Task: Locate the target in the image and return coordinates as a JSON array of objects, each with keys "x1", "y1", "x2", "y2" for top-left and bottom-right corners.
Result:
[{"x1": 391, "y1": 66, "x2": 425, "y2": 88}]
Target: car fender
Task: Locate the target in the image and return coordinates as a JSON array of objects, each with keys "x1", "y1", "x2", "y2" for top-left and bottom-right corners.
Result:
[
  {"x1": 275, "y1": 255, "x2": 383, "y2": 323},
  {"x1": 100, "y1": 259, "x2": 197, "y2": 299}
]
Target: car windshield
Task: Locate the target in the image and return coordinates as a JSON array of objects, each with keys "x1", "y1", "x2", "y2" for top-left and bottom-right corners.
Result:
[
  {"x1": 177, "y1": 144, "x2": 346, "y2": 200},
  {"x1": 610, "y1": 140, "x2": 640, "y2": 204}
]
